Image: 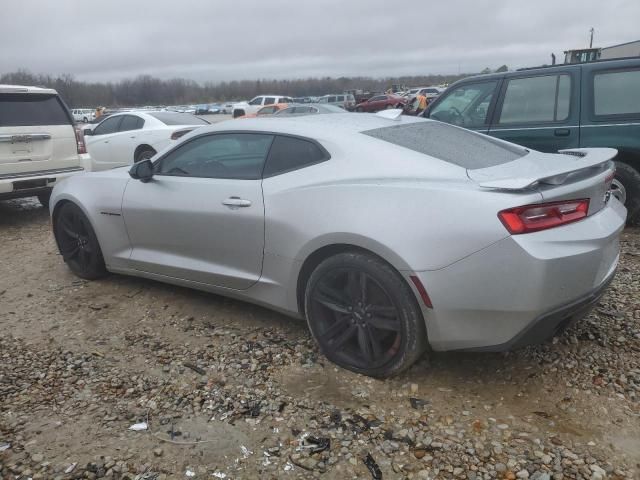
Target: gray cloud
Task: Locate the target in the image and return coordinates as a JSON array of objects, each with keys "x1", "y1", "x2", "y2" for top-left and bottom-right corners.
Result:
[{"x1": 1, "y1": 0, "x2": 638, "y2": 82}]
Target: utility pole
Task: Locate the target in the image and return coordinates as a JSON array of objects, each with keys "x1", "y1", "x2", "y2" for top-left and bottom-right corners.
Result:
[{"x1": 589, "y1": 27, "x2": 594, "y2": 48}]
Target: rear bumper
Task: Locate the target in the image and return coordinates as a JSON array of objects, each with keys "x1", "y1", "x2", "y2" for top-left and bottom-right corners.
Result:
[
  {"x1": 0, "y1": 166, "x2": 85, "y2": 200},
  {"x1": 411, "y1": 198, "x2": 626, "y2": 351},
  {"x1": 459, "y1": 267, "x2": 615, "y2": 352}
]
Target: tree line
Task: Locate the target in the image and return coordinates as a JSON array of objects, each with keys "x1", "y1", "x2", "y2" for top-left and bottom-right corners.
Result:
[{"x1": 0, "y1": 69, "x2": 500, "y2": 108}]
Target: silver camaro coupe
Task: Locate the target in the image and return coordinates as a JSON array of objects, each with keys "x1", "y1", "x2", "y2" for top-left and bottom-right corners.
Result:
[{"x1": 50, "y1": 113, "x2": 626, "y2": 377}]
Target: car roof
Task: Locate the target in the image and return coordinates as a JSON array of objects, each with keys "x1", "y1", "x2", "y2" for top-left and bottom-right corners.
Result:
[
  {"x1": 0, "y1": 84, "x2": 58, "y2": 95},
  {"x1": 202, "y1": 112, "x2": 426, "y2": 140}
]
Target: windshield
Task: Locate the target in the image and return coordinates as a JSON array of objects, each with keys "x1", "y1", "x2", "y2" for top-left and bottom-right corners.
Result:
[
  {"x1": 148, "y1": 112, "x2": 208, "y2": 125},
  {"x1": 362, "y1": 121, "x2": 526, "y2": 169}
]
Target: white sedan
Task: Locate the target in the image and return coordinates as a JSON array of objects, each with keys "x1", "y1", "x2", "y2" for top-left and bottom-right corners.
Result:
[{"x1": 83, "y1": 111, "x2": 208, "y2": 171}]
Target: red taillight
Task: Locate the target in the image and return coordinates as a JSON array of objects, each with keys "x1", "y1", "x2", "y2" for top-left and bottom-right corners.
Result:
[
  {"x1": 498, "y1": 199, "x2": 590, "y2": 234},
  {"x1": 74, "y1": 127, "x2": 87, "y2": 154},
  {"x1": 171, "y1": 129, "x2": 192, "y2": 140}
]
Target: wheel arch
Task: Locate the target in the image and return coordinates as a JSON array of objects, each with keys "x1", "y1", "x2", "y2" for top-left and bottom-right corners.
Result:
[
  {"x1": 51, "y1": 196, "x2": 105, "y2": 256},
  {"x1": 614, "y1": 148, "x2": 640, "y2": 169},
  {"x1": 133, "y1": 144, "x2": 156, "y2": 162},
  {"x1": 294, "y1": 240, "x2": 416, "y2": 317}
]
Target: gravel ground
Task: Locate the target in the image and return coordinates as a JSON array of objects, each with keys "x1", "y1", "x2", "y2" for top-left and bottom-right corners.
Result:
[{"x1": 1, "y1": 198, "x2": 639, "y2": 480}]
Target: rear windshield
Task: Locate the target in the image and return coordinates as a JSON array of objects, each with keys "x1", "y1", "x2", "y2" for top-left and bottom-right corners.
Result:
[
  {"x1": 0, "y1": 93, "x2": 71, "y2": 127},
  {"x1": 148, "y1": 112, "x2": 208, "y2": 125},
  {"x1": 362, "y1": 121, "x2": 526, "y2": 169}
]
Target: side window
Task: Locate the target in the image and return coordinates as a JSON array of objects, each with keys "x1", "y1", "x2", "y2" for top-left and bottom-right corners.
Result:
[
  {"x1": 263, "y1": 136, "x2": 329, "y2": 177},
  {"x1": 156, "y1": 133, "x2": 274, "y2": 180},
  {"x1": 92, "y1": 116, "x2": 122, "y2": 135},
  {"x1": 336, "y1": 95, "x2": 345, "y2": 102},
  {"x1": 119, "y1": 115, "x2": 144, "y2": 132},
  {"x1": 318, "y1": 97, "x2": 328, "y2": 103},
  {"x1": 264, "y1": 97, "x2": 276, "y2": 105},
  {"x1": 327, "y1": 96, "x2": 337, "y2": 103},
  {"x1": 258, "y1": 106, "x2": 276, "y2": 115},
  {"x1": 429, "y1": 81, "x2": 498, "y2": 127},
  {"x1": 593, "y1": 69, "x2": 640, "y2": 117},
  {"x1": 248, "y1": 97, "x2": 263, "y2": 106},
  {"x1": 499, "y1": 74, "x2": 571, "y2": 124}
]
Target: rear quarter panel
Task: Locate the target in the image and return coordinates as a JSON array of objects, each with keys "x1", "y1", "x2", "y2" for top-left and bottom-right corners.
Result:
[{"x1": 261, "y1": 139, "x2": 541, "y2": 272}]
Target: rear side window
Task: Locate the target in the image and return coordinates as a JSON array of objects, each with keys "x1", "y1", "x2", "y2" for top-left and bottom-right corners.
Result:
[
  {"x1": 328, "y1": 96, "x2": 337, "y2": 103},
  {"x1": 363, "y1": 122, "x2": 527, "y2": 169},
  {"x1": 499, "y1": 74, "x2": 571, "y2": 124},
  {"x1": 119, "y1": 115, "x2": 144, "y2": 131},
  {"x1": 263, "y1": 135, "x2": 329, "y2": 177},
  {"x1": 593, "y1": 69, "x2": 640, "y2": 117},
  {"x1": 264, "y1": 97, "x2": 276, "y2": 105},
  {"x1": 0, "y1": 93, "x2": 71, "y2": 127}
]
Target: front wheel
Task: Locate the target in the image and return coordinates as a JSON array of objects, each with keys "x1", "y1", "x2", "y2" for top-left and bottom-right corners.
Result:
[
  {"x1": 82, "y1": 117, "x2": 89, "y2": 123},
  {"x1": 304, "y1": 252, "x2": 428, "y2": 378},
  {"x1": 37, "y1": 191, "x2": 51, "y2": 207},
  {"x1": 613, "y1": 161, "x2": 640, "y2": 225},
  {"x1": 135, "y1": 148, "x2": 156, "y2": 163},
  {"x1": 54, "y1": 202, "x2": 107, "y2": 280}
]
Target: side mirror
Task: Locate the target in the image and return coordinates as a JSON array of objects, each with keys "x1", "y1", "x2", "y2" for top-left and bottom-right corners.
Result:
[
  {"x1": 83, "y1": 128, "x2": 93, "y2": 136},
  {"x1": 129, "y1": 159, "x2": 154, "y2": 183}
]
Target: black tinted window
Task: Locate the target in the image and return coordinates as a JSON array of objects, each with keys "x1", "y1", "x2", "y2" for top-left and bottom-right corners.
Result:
[
  {"x1": 263, "y1": 136, "x2": 328, "y2": 177},
  {"x1": 363, "y1": 122, "x2": 526, "y2": 169},
  {"x1": 148, "y1": 112, "x2": 207, "y2": 125},
  {"x1": 119, "y1": 115, "x2": 144, "y2": 132},
  {"x1": 92, "y1": 116, "x2": 122, "y2": 135},
  {"x1": 593, "y1": 69, "x2": 640, "y2": 117},
  {"x1": 0, "y1": 93, "x2": 71, "y2": 127},
  {"x1": 157, "y1": 133, "x2": 274, "y2": 179},
  {"x1": 499, "y1": 74, "x2": 571, "y2": 124},
  {"x1": 264, "y1": 97, "x2": 276, "y2": 105}
]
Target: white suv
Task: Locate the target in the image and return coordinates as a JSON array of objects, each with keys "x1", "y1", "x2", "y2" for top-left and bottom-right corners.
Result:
[
  {"x1": 71, "y1": 108, "x2": 95, "y2": 123},
  {"x1": 0, "y1": 85, "x2": 89, "y2": 206},
  {"x1": 232, "y1": 95, "x2": 293, "y2": 118}
]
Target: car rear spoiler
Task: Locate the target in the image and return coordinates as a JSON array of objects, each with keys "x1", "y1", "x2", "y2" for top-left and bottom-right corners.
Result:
[{"x1": 471, "y1": 148, "x2": 617, "y2": 190}]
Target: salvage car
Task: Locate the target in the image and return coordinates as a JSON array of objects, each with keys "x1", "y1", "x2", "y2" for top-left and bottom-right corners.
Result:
[
  {"x1": 232, "y1": 95, "x2": 294, "y2": 118},
  {"x1": 84, "y1": 111, "x2": 208, "y2": 171},
  {"x1": 50, "y1": 113, "x2": 626, "y2": 377},
  {"x1": 355, "y1": 94, "x2": 406, "y2": 112},
  {"x1": 0, "y1": 84, "x2": 89, "y2": 206},
  {"x1": 422, "y1": 57, "x2": 640, "y2": 224}
]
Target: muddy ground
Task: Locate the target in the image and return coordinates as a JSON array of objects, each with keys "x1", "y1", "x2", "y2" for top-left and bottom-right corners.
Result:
[{"x1": 1, "y1": 198, "x2": 639, "y2": 480}]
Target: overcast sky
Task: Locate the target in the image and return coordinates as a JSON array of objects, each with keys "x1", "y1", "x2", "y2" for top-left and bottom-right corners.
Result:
[{"x1": 1, "y1": 0, "x2": 638, "y2": 83}]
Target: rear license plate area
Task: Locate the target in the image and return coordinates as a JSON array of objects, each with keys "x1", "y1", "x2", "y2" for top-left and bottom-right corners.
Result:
[{"x1": 13, "y1": 179, "x2": 47, "y2": 190}]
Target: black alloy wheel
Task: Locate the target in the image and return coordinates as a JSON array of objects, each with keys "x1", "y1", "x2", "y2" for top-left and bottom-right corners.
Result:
[
  {"x1": 305, "y1": 252, "x2": 427, "y2": 377},
  {"x1": 54, "y1": 203, "x2": 106, "y2": 280}
]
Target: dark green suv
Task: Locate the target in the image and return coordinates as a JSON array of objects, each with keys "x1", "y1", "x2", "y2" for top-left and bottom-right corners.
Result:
[{"x1": 423, "y1": 58, "x2": 640, "y2": 224}]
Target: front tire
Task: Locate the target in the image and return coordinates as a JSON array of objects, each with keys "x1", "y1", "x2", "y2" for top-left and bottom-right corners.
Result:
[
  {"x1": 82, "y1": 117, "x2": 89, "y2": 123},
  {"x1": 37, "y1": 191, "x2": 51, "y2": 207},
  {"x1": 304, "y1": 252, "x2": 428, "y2": 378},
  {"x1": 54, "y1": 203, "x2": 107, "y2": 280},
  {"x1": 613, "y1": 161, "x2": 640, "y2": 225},
  {"x1": 135, "y1": 148, "x2": 156, "y2": 163}
]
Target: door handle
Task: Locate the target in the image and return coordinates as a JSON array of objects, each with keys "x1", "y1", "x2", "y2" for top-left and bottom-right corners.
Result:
[
  {"x1": 222, "y1": 196, "x2": 252, "y2": 208},
  {"x1": 554, "y1": 129, "x2": 570, "y2": 137}
]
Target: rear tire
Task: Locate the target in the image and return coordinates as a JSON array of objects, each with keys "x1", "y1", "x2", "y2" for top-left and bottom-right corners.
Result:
[
  {"x1": 54, "y1": 203, "x2": 107, "y2": 280},
  {"x1": 233, "y1": 109, "x2": 245, "y2": 118},
  {"x1": 135, "y1": 148, "x2": 156, "y2": 163},
  {"x1": 304, "y1": 252, "x2": 428, "y2": 378},
  {"x1": 37, "y1": 191, "x2": 51, "y2": 208},
  {"x1": 613, "y1": 161, "x2": 640, "y2": 226}
]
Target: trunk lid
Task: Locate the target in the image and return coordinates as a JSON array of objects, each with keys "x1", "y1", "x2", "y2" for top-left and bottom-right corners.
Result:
[{"x1": 468, "y1": 148, "x2": 617, "y2": 216}]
